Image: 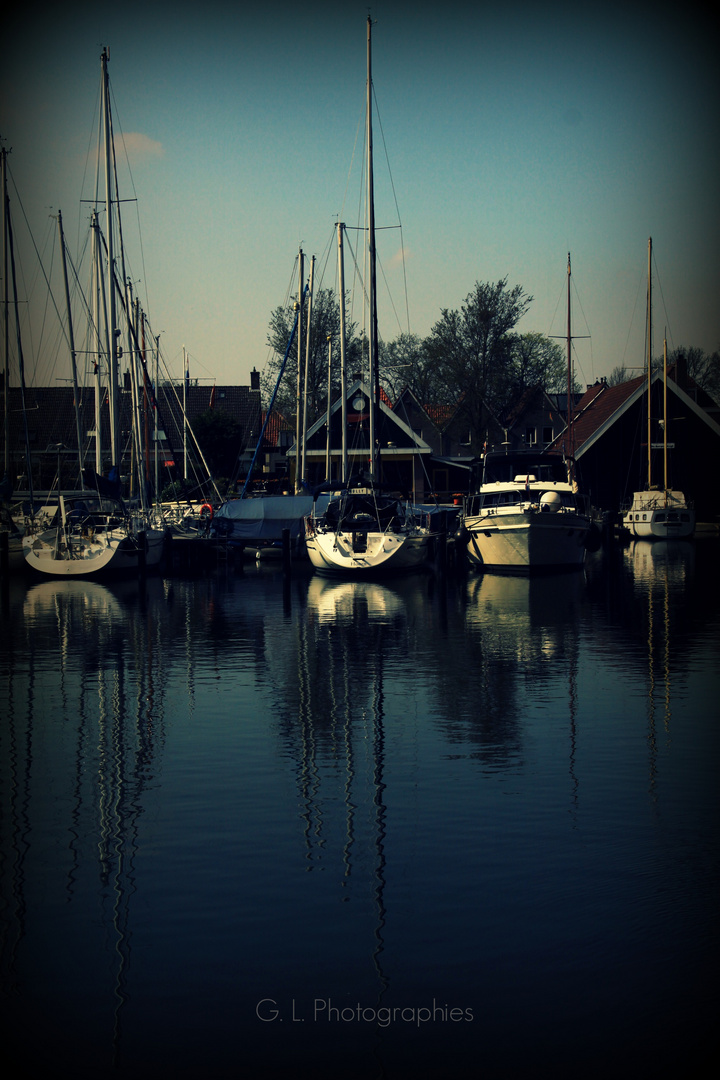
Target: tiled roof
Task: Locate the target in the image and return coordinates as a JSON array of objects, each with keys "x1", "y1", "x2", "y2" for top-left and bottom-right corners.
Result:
[
  {"x1": 2, "y1": 382, "x2": 262, "y2": 466},
  {"x1": 260, "y1": 410, "x2": 293, "y2": 450},
  {"x1": 569, "y1": 377, "x2": 645, "y2": 452}
]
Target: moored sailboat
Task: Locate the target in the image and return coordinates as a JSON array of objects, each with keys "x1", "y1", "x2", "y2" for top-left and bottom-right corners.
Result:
[
  {"x1": 22, "y1": 48, "x2": 164, "y2": 576},
  {"x1": 622, "y1": 239, "x2": 695, "y2": 540},
  {"x1": 304, "y1": 17, "x2": 430, "y2": 575}
]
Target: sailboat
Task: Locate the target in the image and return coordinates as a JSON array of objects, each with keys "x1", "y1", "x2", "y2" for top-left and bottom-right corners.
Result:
[
  {"x1": 304, "y1": 17, "x2": 431, "y2": 575},
  {"x1": 23, "y1": 48, "x2": 165, "y2": 576},
  {"x1": 622, "y1": 239, "x2": 695, "y2": 540},
  {"x1": 1, "y1": 144, "x2": 36, "y2": 573},
  {"x1": 462, "y1": 254, "x2": 593, "y2": 572}
]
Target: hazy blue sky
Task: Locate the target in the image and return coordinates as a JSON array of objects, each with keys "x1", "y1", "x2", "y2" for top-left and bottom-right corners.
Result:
[{"x1": 3, "y1": 0, "x2": 718, "y2": 394}]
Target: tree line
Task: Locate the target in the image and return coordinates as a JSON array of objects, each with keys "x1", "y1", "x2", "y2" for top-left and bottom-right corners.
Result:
[
  {"x1": 260, "y1": 278, "x2": 578, "y2": 436},
  {"x1": 186, "y1": 276, "x2": 719, "y2": 485}
]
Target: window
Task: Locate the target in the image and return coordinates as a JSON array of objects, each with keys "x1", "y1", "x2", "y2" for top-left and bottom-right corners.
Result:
[
  {"x1": 525, "y1": 427, "x2": 537, "y2": 446},
  {"x1": 542, "y1": 427, "x2": 553, "y2": 444}
]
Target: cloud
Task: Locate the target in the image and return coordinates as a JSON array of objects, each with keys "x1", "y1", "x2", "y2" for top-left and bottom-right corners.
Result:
[
  {"x1": 118, "y1": 132, "x2": 164, "y2": 162},
  {"x1": 390, "y1": 246, "x2": 411, "y2": 266}
]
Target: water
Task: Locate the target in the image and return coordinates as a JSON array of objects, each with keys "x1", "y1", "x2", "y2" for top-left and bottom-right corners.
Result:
[{"x1": 1, "y1": 541, "x2": 718, "y2": 1079}]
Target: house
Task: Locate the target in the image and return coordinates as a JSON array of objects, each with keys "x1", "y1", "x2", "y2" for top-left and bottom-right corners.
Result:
[
  {"x1": 500, "y1": 385, "x2": 574, "y2": 453},
  {"x1": 1, "y1": 370, "x2": 262, "y2": 497},
  {"x1": 287, "y1": 378, "x2": 434, "y2": 499},
  {"x1": 391, "y1": 388, "x2": 492, "y2": 499},
  {"x1": 549, "y1": 367, "x2": 720, "y2": 521}
]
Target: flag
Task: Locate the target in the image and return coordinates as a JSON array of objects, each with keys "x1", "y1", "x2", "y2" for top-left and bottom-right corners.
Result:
[{"x1": 209, "y1": 384, "x2": 216, "y2": 409}]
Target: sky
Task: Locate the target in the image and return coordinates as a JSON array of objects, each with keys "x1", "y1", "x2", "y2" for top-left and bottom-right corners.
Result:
[{"x1": 3, "y1": 0, "x2": 718, "y2": 396}]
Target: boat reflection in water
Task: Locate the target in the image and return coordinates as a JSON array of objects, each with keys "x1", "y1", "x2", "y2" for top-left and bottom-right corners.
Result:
[
  {"x1": 4, "y1": 577, "x2": 170, "y2": 1074},
  {"x1": 1, "y1": 542, "x2": 717, "y2": 1079}
]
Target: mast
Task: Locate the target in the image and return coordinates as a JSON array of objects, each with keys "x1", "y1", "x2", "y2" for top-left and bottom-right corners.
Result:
[
  {"x1": 101, "y1": 47, "x2": 120, "y2": 470},
  {"x1": 5, "y1": 170, "x2": 34, "y2": 508},
  {"x1": 90, "y1": 211, "x2": 106, "y2": 474},
  {"x1": 294, "y1": 248, "x2": 304, "y2": 493},
  {"x1": 566, "y1": 252, "x2": 573, "y2": 465},
  {"x1": 325, "y1": 335, "x2": 332, "y2": 479},
  {"x1": 300, "y1": 254, "x2": 315, "y2": 487},
  {"x1": 2, "y1": 146, "x2": 9, "y2": 483},
  {"x1": 154, "y1": 335, "x2": 160, "y2": 507},
  {"x1": 337, "y1": 222, "x2": 348, "y2": 484},
  {"x1": 367, "y1": 15, "x2": 379, "y2": 481},
  {"x1": 58, "y1": 210, "x2": 84, "y2": 486},
  {"x1": 663, "y1": 332, "x2": 668, "y2": 498},
  {"x1": 647, "y1": 237, "x2": 652, "y2": 490},
  {"x1": 182, "y1": 345, "x2": 187, "y2": 479}
]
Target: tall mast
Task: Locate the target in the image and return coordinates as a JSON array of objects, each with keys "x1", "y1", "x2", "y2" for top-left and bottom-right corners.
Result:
[
  {"x1": 101, "y1": 47, "x2": 120, "y2": 470},
  {"x1": 325, "y1": 335, "x2": 332, "y2": 479},
  {"x1": 647, "y1": 237, "x2": 652, "y2": 490},
  {"x1": 2, "y1": 146, "x2": 9, "y2": 481},
  {"x1": 663, "y1": 332, "x2": 668, "y2": 497},
  {"x1": 566, "y1": 252, "x2": 573, "y2": 464},
  {"x1": 182, "y1": 345, "x2": 187, "y2": 479},
  {"x1": 58, "y1": 210, "x2": 84, "y2": 486},
  {"x1": 300, "y1": 254, "x2": 315, "y2": 487},
  {"x1": 337, "y1": 222, "x2": 348, "y2": 484},
  {"x1": 294, "y1": 248, "x2": 304, "y2": 493},
  {"x1": 5, "y1": 167, "x2": 34, "y2": 508},
  {"x1": 367, "y1": 15, "x2": 379, "y2": 481},
  {"x1": 154, "y1": 334, "x2": 160, "y2": 507},
  {"x1": 90, "y1": 212, "x2": 104, "y2": 473}
]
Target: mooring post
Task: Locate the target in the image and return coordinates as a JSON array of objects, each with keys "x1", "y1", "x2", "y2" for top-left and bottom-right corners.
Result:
[
  {"x1": 138, "y1": 531, "x2": 147, "y2": 576},
  {"x1": 282, "y1": 528, "x2": 291, "y2": 576}
]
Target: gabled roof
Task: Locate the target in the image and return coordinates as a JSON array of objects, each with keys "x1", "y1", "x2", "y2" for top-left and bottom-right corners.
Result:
[
  {"x1": 392, "y1": 386, "x2": 449, "y2": 430},
  {"x1": 289, "y1": 378, "x2": 433, "y2": 457},
  {"x1": 2, "y1": 382, "x2": 262, "y2": 466},
  {"x1": 259, "y1": 410, "x2": 293, "y2": 450},
  {"x1": 392, "y1": 385, "x2": 478, "y2": 434},
  {"x1": 549, "y1": 371, "x2": 720, "y2": 457},
  {"x1": 501, "y1": 384, "x2": 564, "y2": 428}
]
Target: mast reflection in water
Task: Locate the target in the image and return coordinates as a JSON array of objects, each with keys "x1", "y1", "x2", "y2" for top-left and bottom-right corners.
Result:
[{"x1": 1, "y1": 543, "x2": 717, "y2": 1079}]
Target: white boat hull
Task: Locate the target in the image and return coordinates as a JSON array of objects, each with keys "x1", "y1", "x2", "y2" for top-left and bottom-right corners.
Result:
[
  {"x1": 623, "y1": 491, "x2": 695, "y2": 539},
  {"x1": 465, "y1": 509, "x2": 589, "y2": 571},
  {"x1": 23, "y1": 526, "x2": 165, "y2": 576},
  {"x1": 305, "y1": 525, "x2": 429, "y2": 575}
]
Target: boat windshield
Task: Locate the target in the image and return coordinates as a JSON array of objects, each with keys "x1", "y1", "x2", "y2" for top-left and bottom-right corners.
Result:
[{"x1": 480, "y1": 453, "x2": 569, "y2": 486}]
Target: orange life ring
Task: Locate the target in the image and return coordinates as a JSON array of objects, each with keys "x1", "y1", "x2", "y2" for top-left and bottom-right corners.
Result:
[{"x1": 200, "y1": 503, "x2": 214, "y2": 520}]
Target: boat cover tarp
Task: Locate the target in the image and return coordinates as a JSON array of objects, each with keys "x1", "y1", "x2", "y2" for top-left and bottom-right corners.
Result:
[
  {"x1": 211, "y1": 495, "x2": 331, "y2": 541},
  {"x1": 211, "y1": 495, "x2": 459, "y2": 542}
]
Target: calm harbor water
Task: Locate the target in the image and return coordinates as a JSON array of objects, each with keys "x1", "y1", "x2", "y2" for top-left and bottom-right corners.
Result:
[{"x1": 1, "y1": 541, "x2": 718, "y2": 1079}]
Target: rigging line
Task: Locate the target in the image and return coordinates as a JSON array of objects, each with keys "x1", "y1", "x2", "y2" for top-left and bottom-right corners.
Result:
[
  {"x1": 373, "y1": 84, "x2": 412, "y2": 334},
  {"x1": 650, "y1": 249, "x2": 675, "y2": 355},
  {"x1": 569, "y1": 271, "x2": 592, "y2": 339},
  {"x1": 376, "y1": 251, "x2": 404, "y2": 338},
  {"x1": 621, "y1": 262, "x2": 646, "y2": 370},
  {"x1": 75, "y1": 78, "x2": 102, "y2": 255},
  {"x1": 338, "y1": 101, "x2": 366, "y2": 227},
  {"x1": 107, "y1": 79, "x2": 151, "y2": 318},
  {"x1": 7, "y1": 173, "x2": 72, "y2": 377},
  {"x1": 546, "y1": 275, "x2": 565, "y2": 338},
  {"x1": 341, "y1": 228, "x2": 371, "y2": 345}
]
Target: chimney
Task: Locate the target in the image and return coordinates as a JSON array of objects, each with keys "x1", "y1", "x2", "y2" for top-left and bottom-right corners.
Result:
[{"x1": 250, "y1": 368, "x2": 260, "y2": 391}]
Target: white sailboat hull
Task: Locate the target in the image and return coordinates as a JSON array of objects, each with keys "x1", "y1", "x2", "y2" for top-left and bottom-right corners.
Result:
[
  {"x1": 305, "y1": 523, "x2": 429, "y2": 575},
  {"x1": 623, "y1": 490, "x2": 695, "y2": 540},
  {"x1": 465, "y1": 507, "x2": 590, "y2": 571},
  {"x1": 23, "y1": 526, "x2": 165, "y2": 576}
]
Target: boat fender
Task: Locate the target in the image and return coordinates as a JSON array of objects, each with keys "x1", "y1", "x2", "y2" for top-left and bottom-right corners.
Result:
[{"x1": 200, "y1": 503, "x2": 214, "y2": 521}]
